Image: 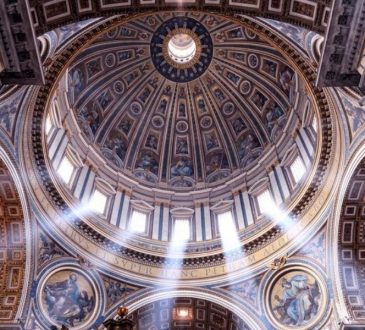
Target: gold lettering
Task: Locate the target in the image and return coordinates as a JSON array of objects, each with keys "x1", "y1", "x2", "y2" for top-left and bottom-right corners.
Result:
[{"x1": 190, "y1": 270, "x2": 197, "y2": 278}]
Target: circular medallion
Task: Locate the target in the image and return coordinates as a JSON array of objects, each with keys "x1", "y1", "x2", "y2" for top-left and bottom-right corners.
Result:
[
  {"x1": 264, "y1": 265, "x2": 328, "y2": 330},
  {"x1": 105, "y1": 53, "x2": 116, "y2": 67},
  {"x1": 152, "y1": 115, "x2": 165, "y2": 129},
  {"x1": 176, "y1": 120, "x2": 189, "y2": 133},
  {"x1": 147, "y1": 16, "x2": 156, "y2": 26},
  {"x1": 38, "y1": 267, "x2": 98, "y2": 329},
  {"x1": 240, "y1": 80, "x2": 252, "y2": 95},
  {"x1": 151, "y1": 16, "x2": 213, "y2": 82},
  {"x1": 222, "y1": 101, "x2": 236, "y2": 117},
  {"x1": 113, "y1": 80, "x2": 125, "y2": 94},
  {"x1": 130, "y1": 101, "x2": 142, "y2": 116},
  {"x1": 248, "y1": 54, "x2": 259, "y2": 68},
  {"x1": 200, "y1": 115, "x2": 213, "y2": 129}
]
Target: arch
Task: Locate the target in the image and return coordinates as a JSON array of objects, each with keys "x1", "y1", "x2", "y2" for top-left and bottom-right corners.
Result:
[{"x1": 104, "y1": 288, "x2": 266, "y2": 330}]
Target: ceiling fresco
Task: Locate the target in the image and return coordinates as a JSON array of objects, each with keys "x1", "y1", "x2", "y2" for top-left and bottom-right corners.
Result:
[
  {"x1": 1, "y1": 3, "x2": 362, "y2": 329},
  {"x1": 22, "y1": 9, "x2": 338, "y2": 283},
  {"x1": 66, "y1": 12, "x2": 299, "y2": 191}
]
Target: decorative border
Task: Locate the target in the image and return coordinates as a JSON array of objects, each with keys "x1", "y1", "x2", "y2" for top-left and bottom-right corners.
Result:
[{"x1": 30, "y1": 2, "x2": 330, "y2": 36}]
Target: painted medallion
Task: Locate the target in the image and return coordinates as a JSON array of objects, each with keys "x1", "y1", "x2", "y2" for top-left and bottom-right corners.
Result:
[
  {"x1": 41, "y1": 270, "x2": 96, "y2": 328},
  {"x1": 269, "y1": 270, "x2": 322, "y2": 329}
]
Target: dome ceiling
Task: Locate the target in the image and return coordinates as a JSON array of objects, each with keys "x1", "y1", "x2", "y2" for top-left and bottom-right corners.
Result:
[
  {"x1": 66, "y1": 12, "x2": 297, "y2": 191},
  {"x1": 25, "y1": 10, "x2": 337, "y2": 282}
]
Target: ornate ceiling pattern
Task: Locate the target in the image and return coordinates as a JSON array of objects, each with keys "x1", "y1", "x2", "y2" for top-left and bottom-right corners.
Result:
[
  {"x1": 66, "y1": 12, "x2": 299, "y2": 190},
  {"x1": 28, "y1": 0, "x2": 332, "y2": 35},
  {"x1": 20, "y1": 10, "x2": 339, "y2": 285},
  {"x1": 338, "y1": 159, "x2": 365, "y2": 322},
  {"x1": 0, "y1": 160, "x2": 26, "y2": 323},
  {"x1": 1, "y1": 3, "x2": 364, "y2": 329}
]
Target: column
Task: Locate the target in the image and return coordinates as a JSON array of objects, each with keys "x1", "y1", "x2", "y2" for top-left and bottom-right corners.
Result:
[
  {"x1": 52, "y1": 136, "x2": 69, "y2": 170},
  {"x1": 274, "y1": 166, "x2": 290, "y2": 200},
  {"x1": 295, "y1": 133, "x2": 311, "y2": 166},
  {"x1": 152, "y1": 203, "x2": 161, "y2": 240},
  {"x1": 161, "y1": 204, "x2": 170, "y2": 241},
  {"x1": 110, "y1": 190, "x2": 123, "y2": 226},
  {"x1": 119, "y1": 192, "x2": 130, "y2": 230},
  {"x1": 79, "y1": 168, "x2": 95, "y2": 204},
  {"x1": 195, "y1": 202, "x2": 203, "y2": 242},
  {"x1": 269, "y1": 168, "x2": 283, "y2": 205},
  {"x1": 202, "y1": 202, "x2": 212, "y2": 240},
  {"x1": 48, "y1": 128, "x2": 65, "y2": 160},
  {"x1": 299, "y1": 127, "x2": 314, "y2": 156},
  {"x1": 234, "y1": 192, "x2": 245, "y2": 230},
  {"x1": 242, "y1": 191, "x2": 254, "y2": 226}
]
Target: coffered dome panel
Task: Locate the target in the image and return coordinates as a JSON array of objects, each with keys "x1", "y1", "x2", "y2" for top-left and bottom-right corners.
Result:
[{"x1": 64, "y1": 12, "x2": 305, "y2": 192}]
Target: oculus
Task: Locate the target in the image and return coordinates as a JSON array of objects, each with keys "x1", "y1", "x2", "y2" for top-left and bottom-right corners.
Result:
[
  {"x1": 151, "y1": 16, "x2": 213, "y2": 82},
  {"x1": 167, "y1": 31, "x2": 198, "y2": 65}
]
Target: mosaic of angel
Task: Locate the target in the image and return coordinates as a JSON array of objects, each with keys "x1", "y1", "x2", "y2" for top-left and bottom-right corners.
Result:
[
  {"x1": 43, "y1": 273, "x2": 95, "y2": 327},
  {"x1": 272, "y1": 273, "x2": 320, "y2": 327}
]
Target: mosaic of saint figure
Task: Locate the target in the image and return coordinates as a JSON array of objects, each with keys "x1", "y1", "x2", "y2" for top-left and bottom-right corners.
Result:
[
  {"x1": 159, "y1": 99, "x2": 167, "y2": 114},
  {"x1": 68, "y1": 68, "x2": 84, "y2": 105},
  {"x1": 251, "y1": 91, "x2": 267, "y2": 109},
  {"x1": 197, "y1": 98, "x2": 206, "y2": 112},
  {"x1": 78, "y1": 103, "x2": 102, "y2": 137},
  {"x1": 266, "y1": 102, "x2": 285, "y2": 134},
  {"x1": 205, "y1": 133, "x2": 219, "y2": 150},
  {"x1": 137, "y1": 153, "x2": 159, "y2": 174},
  {"x1": 176, "y1": 138, "x2": 188, "y2": 154},
  {"x1": 343, "y1": 97, "x2": 365, "y2": 132},
  {"x1": 206, "y1": 153, "x2": 229, "y2": 176},
  {"x1": 262, "y1": 59, "x2": 277, "y2": 77},
  {"x1": 272, "y1": 273, "x2": 321, "y2": 327},
  {"x1": 178, "y1": 103, "x2": 186, "y2": 117},
  {"x1": 279, "y1": 67, "x2": 295, "y2": 101},
  {"x1": 43, "y1": 272, "x2": 94, "y2": 327},
  {"x1": 105, "y1": 131, "x2": 127, "y2": 161},
  {"x1": 171, "y1": 159, "x2": 193, "y2": 177},
  {"x1": 238, "y1": 134, "x2": 260, "y2": 165}
]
